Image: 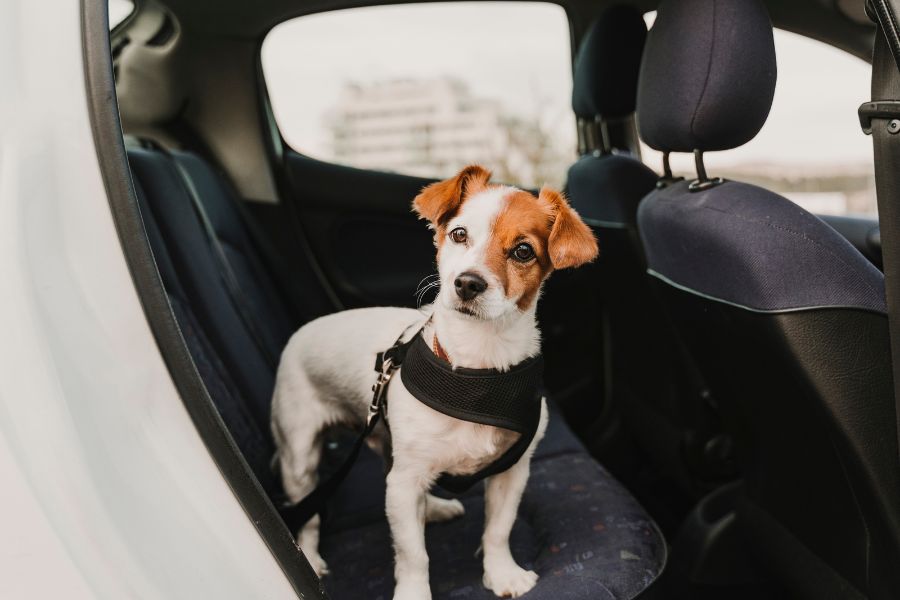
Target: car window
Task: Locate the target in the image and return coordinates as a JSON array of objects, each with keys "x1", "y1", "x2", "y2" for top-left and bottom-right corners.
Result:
[
  {"x1": 262, "y1": 2, "x2": 575, "y2": 188},
  {"x1": 109, "y1": 0, "x2": 134, "y2": 29},
  {"x1": 640, "y1": 21, "x2": 876, "y2": 217}
]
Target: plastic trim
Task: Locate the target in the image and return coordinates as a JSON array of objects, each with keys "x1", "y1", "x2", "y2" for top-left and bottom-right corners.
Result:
[{"x1": 647, "y1": 268, "x2": 888, "y2": 316}]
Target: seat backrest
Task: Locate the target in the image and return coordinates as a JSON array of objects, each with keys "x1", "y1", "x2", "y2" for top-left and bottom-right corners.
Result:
[
  {"x1": 561, "y1": 6, "x2": 729, "y2": 492},
  {"x1": 128, "y1": 147, "x2": 298, "y2": 479},
  {"x1": 636, "y1": 1, "x2": 900, "y2": 597},
  {"x1": 131, "y1": 171, "x2": 280, "y2": 493}
]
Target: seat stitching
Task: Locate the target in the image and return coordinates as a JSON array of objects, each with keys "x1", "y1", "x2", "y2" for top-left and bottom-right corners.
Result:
[
  {"x1": 697, "y1": 203, "x2": 883, "y2": 300},
  {"x1": 689, "y1": 0, "x2": 717, "y2": 143}
]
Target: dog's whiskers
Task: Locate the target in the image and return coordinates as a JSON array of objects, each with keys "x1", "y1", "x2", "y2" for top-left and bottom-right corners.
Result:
[
  {"x1": 414, "y1": 273, "x2": 441, "y2": 307},
  {"x1": 414, "y1": 273, "x2": 439, "y2": 289},
  {"x1": 416, "y1": 281, "x2": 440, "y2": 307}
]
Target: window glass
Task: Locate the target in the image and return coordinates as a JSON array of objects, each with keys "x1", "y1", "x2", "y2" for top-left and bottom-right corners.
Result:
[
  {"x1": 109, "y1": 0, "x2": 134, "y2": 29},
  {"x1": 640, "y1": 21, "x2": 876, "y2": 217},
  {"x1": 262, "y1": 2, "x2": 575, "y2": 188}
]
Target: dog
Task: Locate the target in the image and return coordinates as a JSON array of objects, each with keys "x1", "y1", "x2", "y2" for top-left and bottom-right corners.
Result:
[{"x1": 271, "y1": 165, "x2": 598, "y2": 599}]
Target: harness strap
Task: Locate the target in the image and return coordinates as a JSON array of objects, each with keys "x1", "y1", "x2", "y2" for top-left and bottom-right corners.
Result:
[
  {"x1": 399, "y1": 334, "x2": 544, "y2": 493},
  {"x1": 278, "y1": 321, "x2": 544, "y2": 529},
  {"x1": 279, "y1": 407, "x2": 384, "y2": 532},
  {"x1": 437, "y1": 406, "x2": 541, "y2": 493}
]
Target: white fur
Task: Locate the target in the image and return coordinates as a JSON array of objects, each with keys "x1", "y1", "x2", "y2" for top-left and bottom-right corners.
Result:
[
  {"x1": 438, "y1": 186, "x2": 524, "y2": 327},
  {"x1": 272, "y1": 186, "x2": 548, "y2": 599}
]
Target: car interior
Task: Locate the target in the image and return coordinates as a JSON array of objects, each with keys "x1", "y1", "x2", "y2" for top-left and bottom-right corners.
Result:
[{"x1": 98, "y1": 0, "x2": 898, "y2": 598}]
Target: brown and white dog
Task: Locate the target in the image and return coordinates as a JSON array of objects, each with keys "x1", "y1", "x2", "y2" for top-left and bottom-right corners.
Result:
[{"x1": 271, "y1": 165, "x2": 598, "y2": 599}]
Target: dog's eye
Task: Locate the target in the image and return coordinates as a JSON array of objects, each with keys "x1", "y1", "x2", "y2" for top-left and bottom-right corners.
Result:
[
  {"x1": 511, "y1": 243, "x2": 535, "y2": 262},
  {"x1": 449, "y1": 227, "x2": 467, "y2": 244}
]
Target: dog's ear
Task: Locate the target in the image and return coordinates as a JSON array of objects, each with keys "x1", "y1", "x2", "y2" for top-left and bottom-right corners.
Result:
[
  {"x1": 541, "y1": 186, "x2": 599, "y2": 270},
  {"x1": 412, "y1": 165, "x2": 492, "y2": 227}
]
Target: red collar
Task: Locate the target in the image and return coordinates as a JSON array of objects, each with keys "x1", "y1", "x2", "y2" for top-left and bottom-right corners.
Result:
[{"x1": 432, "y1": 335, "x2": 450, "y2": 362}]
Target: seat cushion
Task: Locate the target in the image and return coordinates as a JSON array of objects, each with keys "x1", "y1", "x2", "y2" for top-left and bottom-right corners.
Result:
[
  {"x1": 322, "y1": 400, "x2": 586, "y2": 532},
  {"x1": 320, "y1": 405, "x2": 666, "y2": 600},
  {"x1": 321, "y1": 451, "x2": 665, "y2": 600}
]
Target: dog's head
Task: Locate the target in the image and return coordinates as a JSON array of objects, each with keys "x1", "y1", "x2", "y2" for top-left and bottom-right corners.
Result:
[{"x1": 413, "y1": 165, "x2": 598, "y2": 320}]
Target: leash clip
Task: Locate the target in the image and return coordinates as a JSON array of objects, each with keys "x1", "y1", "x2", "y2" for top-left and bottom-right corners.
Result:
[{"x1": 369, "y1": 357, "x2": 397, "y2": 425}]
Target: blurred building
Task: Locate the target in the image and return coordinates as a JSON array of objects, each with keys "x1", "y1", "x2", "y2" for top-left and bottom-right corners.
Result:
[{"x1": 326, "y1": 78, "x2": 568, "y2": 187}]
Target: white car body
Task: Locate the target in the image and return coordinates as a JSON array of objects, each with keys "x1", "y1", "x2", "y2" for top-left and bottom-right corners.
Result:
[{"x1": 0, "y1": 1, "x2": 298, "y2": 597}]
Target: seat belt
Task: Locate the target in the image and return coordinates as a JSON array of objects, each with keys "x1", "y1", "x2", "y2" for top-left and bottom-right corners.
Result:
[
  {"x1": 219, "y1": 176, "x2": 323, "y2": 327},
  {"x1": 861, "y1": 0, "x2": 900, "y2": 459},
  {"x1": 167, "y1": 154, "x2": 281, "y2": 370}
]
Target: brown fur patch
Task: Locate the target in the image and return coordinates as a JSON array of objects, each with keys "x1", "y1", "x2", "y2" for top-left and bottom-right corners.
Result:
[
  {"x1": 485, "y1": 190, "x2": 556, "y2": 310},
  {"x1": 411, "y1": 165, "x2": 492, "y2": 250},
  {"x1": 541, "y1": 187, "x2": 599, "y2": 270},
  {"x1": 483, "y1": 188, "x2": 599, "y2": 310}
]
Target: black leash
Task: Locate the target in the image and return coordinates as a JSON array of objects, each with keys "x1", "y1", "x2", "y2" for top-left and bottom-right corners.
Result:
[{"x1": 279, "y1": 325, "x2": 418, "y2": 531}]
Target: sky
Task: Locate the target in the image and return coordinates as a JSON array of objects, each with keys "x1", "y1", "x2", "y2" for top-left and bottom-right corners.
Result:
[{"x1": 109, "y1": 0, "x2": 134, "y2": 28}]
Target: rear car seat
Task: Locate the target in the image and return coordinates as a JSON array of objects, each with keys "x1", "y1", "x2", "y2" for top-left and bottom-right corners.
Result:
[{"x1": 126, "y1": 145, "x2": 666, "y2": 599}]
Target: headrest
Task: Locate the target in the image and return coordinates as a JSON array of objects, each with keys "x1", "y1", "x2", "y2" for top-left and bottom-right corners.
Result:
[
  {"x1": 572, "y1": 5, "x2": 647, "y2": 119},
  {"x1": 637, "y1": 0, "x2": 777, "y2": 152}
]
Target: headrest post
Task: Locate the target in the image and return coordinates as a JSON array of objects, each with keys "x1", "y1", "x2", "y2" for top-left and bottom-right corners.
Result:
[
  {"x1": 576, "y1": 118, "x2": 588, "y2": 155},
  {"x1": 662, "y1": 152, "x2": 674, "y2": 179},
  {"x1": 688, "y1": 149, "x2": 724, "y2": 192},
  {"x1": 597, "y1": 117, "x2": 612, "y2": 155},
  {"x1": 694, "y1": 149, "x2": 708, "y2": 182},
  {"x1": 585, "y1": 120, "x2": 597, "y2": 154},
  {"x1": 656, "y1": 151, "x2": 685, "y2": 189}
]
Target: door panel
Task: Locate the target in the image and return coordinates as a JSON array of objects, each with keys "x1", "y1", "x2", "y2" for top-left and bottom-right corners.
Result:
[{"x1": 283, "y1": 151, "x2": 437, "y2": 308}]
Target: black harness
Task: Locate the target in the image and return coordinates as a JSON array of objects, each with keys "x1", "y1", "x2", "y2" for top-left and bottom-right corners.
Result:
[{"x1": 280, "y1": 324, "x2": 544, "y2": 531}]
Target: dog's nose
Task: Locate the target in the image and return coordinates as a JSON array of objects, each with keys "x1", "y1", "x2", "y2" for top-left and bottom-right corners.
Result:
[{"x1": 454, "y1": 272, "x2": 487, "y2": 301}]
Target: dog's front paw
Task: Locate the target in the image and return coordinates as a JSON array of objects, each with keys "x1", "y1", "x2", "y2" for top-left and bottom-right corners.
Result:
[
  {"x1": 483, "y1": 563, "x2": 538, "y2": 598},
  {"x1": 425, "y1": 495, "x2": 465, "y2": 523},
  {"x1": 393, "y1": 579, "x2": 431, "y2": 600},
  {"x1": 304, "y1": 552, "x2": 330, "y2": 577}
]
